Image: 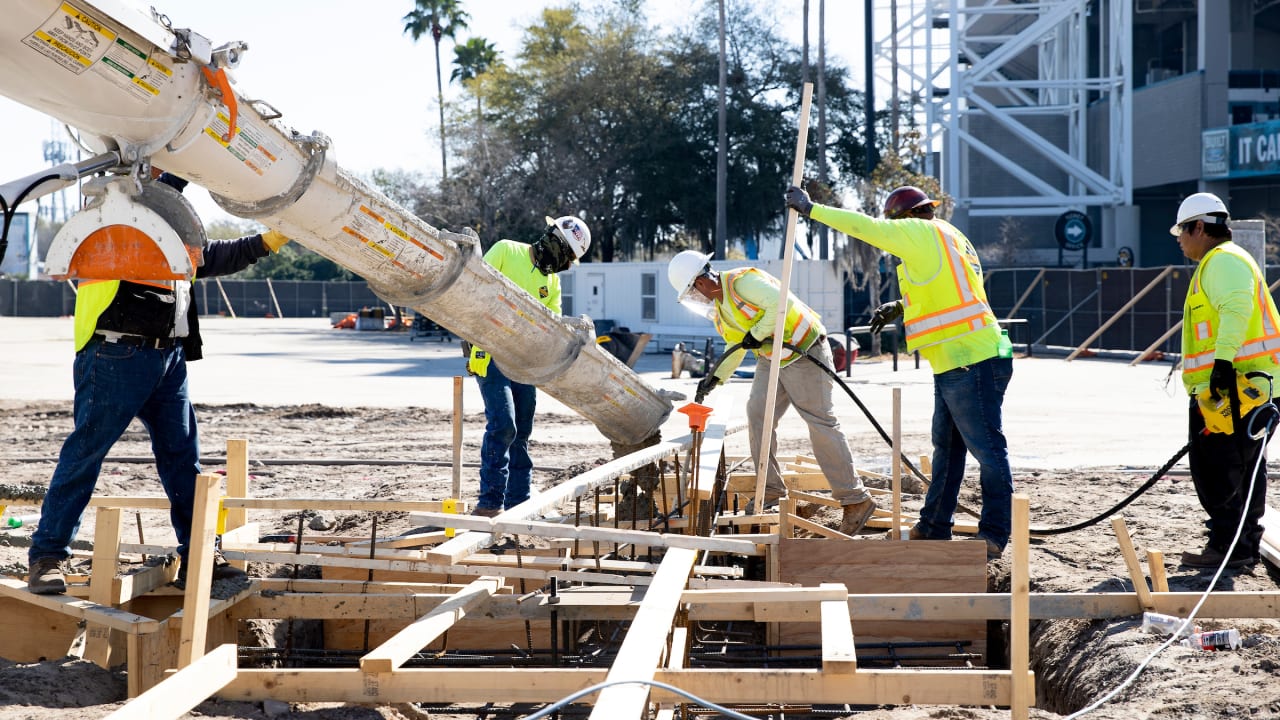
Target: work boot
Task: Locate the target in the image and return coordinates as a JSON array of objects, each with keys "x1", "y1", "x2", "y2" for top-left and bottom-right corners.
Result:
[
  {"x1": 838, "y1": 497, "x2": 877, "y2": 535},
  {"x1": 908, "y1": 523, "x2": 928, "y2": 541},
  {"x1": 1180, "y1": 545, "x2": 1256, "y2": 570},
  {"x1": 27, "y1": 557, "x2": 66, "y2": 595},
  {"x1": 983, "y1": 538, "x2": 1003, "y2": 561},
  {"x1": 471, "y1": 506, "x2": 502, "y2": 518},
  {"x1": 173, "y1": 550, "x2": 249, "y2": 590}
]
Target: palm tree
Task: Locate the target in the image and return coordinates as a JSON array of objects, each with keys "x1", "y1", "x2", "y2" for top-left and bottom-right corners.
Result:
[
  {"x1": 451, "y1": 37, "x2": 499, "y2": 124},
  {"x1": 403, "y1": 0, "x2": 470, "y2": 180}
]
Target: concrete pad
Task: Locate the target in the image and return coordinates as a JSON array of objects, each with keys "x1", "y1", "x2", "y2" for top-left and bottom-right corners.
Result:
[{"x1": 0, "y1": 316, "x2": 1205, "y2": 471}]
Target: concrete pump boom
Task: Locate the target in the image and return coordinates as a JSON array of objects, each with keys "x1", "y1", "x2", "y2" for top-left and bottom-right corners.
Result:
[{"x1": 0, "y1": 0, "x2": 675, "y2": 446}]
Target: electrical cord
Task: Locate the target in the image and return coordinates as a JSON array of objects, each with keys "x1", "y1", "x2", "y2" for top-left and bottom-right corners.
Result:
[
  {"x1": 0, "y1": 172, "x2": 62, "y2": 266},
  {"x1": 1065, "y1": 384, "x2": 1278, "y2": 719},
  {"x1": 521, "y1": 678, "x2": 759, "y2": 720}
]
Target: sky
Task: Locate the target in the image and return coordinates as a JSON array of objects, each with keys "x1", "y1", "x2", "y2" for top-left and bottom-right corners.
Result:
[{"x1": 0, "y1": 0, "x2": 869, "y2": 228}]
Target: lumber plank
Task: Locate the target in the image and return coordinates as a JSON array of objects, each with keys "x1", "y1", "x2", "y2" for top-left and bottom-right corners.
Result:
[
  {"x1": 589, "y1": 547, "x2": 697, "y2": 719},
  {"x1": 408, "y1": 513, "x2": 764, "y2": 555},
  {"x1": 177, "y1": 474, "x2": 221, "y2": 668},
  {"x1": 1011, "y1": 495, "x2": 1032, "y2": 720},
  {"x1": 1111, "y1": 517, "x2": 1154, "y2": 610},
  {"x1": 222, "y1": 498, "x2": 466, "y2": 513},
  {"x1": 86, "y1": 506, "x2": 122, "y2": 668},
  {"x1": 788, "y1": 514, "x2": 854, "y2": 541},
  {"x1": 219, "y1": 667, "x2": 1012, "y2": 706},
  {"x1": 104, "y1": 643, "x2": 236, "y2": 720},
  {"x1": 1147, "y1": 550, "x2": 1169, "y2": 593},
  {"x1": 360, "y1": 576, "x2": 502, "y2": 673},
  {"x1": 223, "y1": 439, "x2": 249, "y2": 571},
  {"x1": 819, "y1": 583, "x2": 856, "y2": 674},
  {"x1": 0, "y1": 578, "x2": 159, "y2": 633}
]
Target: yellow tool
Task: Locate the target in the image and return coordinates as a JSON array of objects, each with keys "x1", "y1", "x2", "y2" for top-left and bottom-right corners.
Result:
[{"x1": 1197, "y1": 373, "x2": 1269, "y2": 435}]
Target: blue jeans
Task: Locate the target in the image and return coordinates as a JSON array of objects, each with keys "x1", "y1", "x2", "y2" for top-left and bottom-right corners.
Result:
[
  {"x1": 916, "y1": 356, "x2": 1014, "y2": 548},
  {"x1": 31, "y1": 338, "x2": 200, "y2": 564},
  {"x1": 475, "y1": 361, "x2": 536, "y2": 511}
]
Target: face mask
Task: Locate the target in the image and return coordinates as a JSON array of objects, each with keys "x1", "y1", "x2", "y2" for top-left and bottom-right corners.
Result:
[{"x1": 531, "y1": 232, "x2": 575, "y2": 274}]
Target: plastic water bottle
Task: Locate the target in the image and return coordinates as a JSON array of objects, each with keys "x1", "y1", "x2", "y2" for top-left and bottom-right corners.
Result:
[
  {"x1": 1182, "y1": 628, "x2": 1242, "y2": 651},
  {"x1": 5, "y1": 513, "x2": 40, "y2": 528},
  {"x1": 1140, "y1": 611, "x2": 1198, "y2": 638},
  {"x1": 997, "y1": 329, "x2": 1014, "y2": 359}
]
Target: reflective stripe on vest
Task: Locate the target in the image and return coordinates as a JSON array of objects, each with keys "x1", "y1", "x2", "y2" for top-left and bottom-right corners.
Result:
[
  {"x1": 1181, "y1": 243, "x2": 1280, "y2": 392},
  {"x1": 899, "y1": 223, "x2": 997, "y2": 352},
  {"x1": 715, "y1": 268, "x2": 823, "y2": 364}
]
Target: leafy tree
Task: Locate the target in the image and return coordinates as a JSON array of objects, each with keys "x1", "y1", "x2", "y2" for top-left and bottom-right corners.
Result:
[{"x1": 403, "y1": 0, "x2": 470, "y2": 180}]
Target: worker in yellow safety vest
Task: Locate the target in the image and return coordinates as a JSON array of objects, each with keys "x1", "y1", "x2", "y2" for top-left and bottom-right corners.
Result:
[
  {"x1": 27, "y1": 171, "x2": 290, "y2": 595},
  {"x1": 465, "y1": 216, "x2": 591, "y2": 517},
  {"x1": 667, "y1": 251, "x2": 878, "y2": 535},
  {"x1": 786, "y1": 184, "x2": 1013, "y2": 561},
  {"x1": 1173, "y1": 192, "x2": 1280, "y2": 570}
]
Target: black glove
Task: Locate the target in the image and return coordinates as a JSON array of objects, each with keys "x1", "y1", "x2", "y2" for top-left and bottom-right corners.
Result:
[
  {"x1": 869, "y1": 301, "x2": 904, "y2": 334},
  {"x1": 1210, "y1": 359, "x2": 1237, "y2": 410},
  {"x1": 739, "y1": 332, "x2": 765, "y2": 350},
  {"x1": 784, "y1": 185, "x2": 813, "y2": 218},
  {"x1": 695, "y1": 375, "x2": 720, "y2": 404}
]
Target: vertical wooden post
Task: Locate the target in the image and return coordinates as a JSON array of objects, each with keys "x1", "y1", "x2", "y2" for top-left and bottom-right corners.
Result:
[
  {"x1": 1011, "y1": 494, "x2": 1032, "y2": 720},
  {"x1": 1111, "y1": 516, "x2": 1154, "y2": 610},
  {"x1": 224, "y1": 439, "x2": 249, "y2": 571},
  {"x1": 85, "y1": 506, "x2": 122, "y2": 668},
  {"x1": 452, "y1": 376, "x2": 463, "y2": 500},
  {"x1": 1147, "y1": 550, "x2": 1169, "y2": 593},
  {"x1": 891, "y1": 387, "x2": 902, "y2": 539},
  {"x1": 178, "y1": 473, "x2": 222, "y2": 668},
  {"x1": 752, "y1": 81, "x2": 813, "y2": 509}
]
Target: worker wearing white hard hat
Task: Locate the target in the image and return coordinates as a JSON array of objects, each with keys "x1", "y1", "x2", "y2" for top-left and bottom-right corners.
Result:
[
  {"x1": 666, "y1": 250, "x2": 878, "y2": 535},
  {"x1": 1172, "y1": 192, "x2": 1280, "y2": 570},
  {"x1": 467, "y1": 216, "x2": 591, "y2": 517}
]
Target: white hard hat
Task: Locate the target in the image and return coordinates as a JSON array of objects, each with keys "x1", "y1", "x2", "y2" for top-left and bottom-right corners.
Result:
[
  {"x1": 546, "y1": 216, "x2": 591, "y2": 258},
  {"x1": 668, "y1": 250, "x2": 712, "y2": 301},
  {"x1": 1170, "y1": 193, "x2": 1229, "y2": 236}
]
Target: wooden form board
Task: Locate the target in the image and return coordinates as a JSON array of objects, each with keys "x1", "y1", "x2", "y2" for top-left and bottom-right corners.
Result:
[
  {"x1": 778, "y1": 538, "x2": 988, "y2": 662},
  {"x1": 103, "y1": 643, "x2": 237, "y2": 720},
  {"x1": 360, "y1": 576, "x2": 503, "y2": 673}
]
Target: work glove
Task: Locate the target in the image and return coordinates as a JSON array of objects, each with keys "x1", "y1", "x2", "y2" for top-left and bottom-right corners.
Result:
[
  {"x1": 1209, "y1": 358, "x2": 1238, "y2": 411},
  {"x1": 261, "y1": 229, "x2": 291, "y2": 253},
  {"x1": 739, "y1": 332, "x2": 765, "y2": 350},
  {"x1": 695, "y1": 374, "x2": 720, "y2": 404},
  {"x1": 869, "y1": 301, "x2": 904, "y2": 334},
  {"x1": 784, "y1": 185, "x2": 813, "y2": 218}
]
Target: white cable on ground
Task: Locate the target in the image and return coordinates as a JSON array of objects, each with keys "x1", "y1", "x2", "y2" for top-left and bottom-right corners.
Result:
[
  {"x1": 520, "y1": 678, "x2": 759, "y2": 720},
  {"x1": 1065, "y1": 400, "x2": 1277, "y2": 719}
]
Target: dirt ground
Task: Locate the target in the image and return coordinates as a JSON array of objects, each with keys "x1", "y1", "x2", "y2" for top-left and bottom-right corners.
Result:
[{"x1": 1, "y1": 396, "x2": 1280, "y2": 720}]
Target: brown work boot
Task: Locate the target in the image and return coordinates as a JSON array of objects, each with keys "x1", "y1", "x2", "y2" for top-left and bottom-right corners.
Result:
[
  {"x1": 27, "y1": 557, "x2": 66, "y2": 595},
  {"x1": 1180, "y1": 545, "x2": 1256, "y2": 570},
  {"x1": 838, "y1": 497, "x2": 877, "y2": 535},
  {"x1": 908, "y1": 523, "x2": 927, "y2": 541},
  {"x1": 471, "y1": 506, "x2": 501, "y2": 518}
]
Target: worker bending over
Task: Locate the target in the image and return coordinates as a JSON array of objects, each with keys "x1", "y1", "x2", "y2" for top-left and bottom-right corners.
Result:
[
  {"x1": 1173, "y1": 192, "x2": 1278, "y2": 570},
  {"x1": 467, "y1": 216, "x2": 591, "y2": 516},
  {"x1": 786, "y1": 184, "x2": 1012, "y2": 560},
  {"x1": 667, "y1": 251, "x2": 878, "y2": 535}
]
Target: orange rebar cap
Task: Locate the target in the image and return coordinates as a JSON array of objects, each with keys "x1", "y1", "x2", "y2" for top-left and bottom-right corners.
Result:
[{"x1": 677, "y1": 402, "x2": 714, "y2": 432}]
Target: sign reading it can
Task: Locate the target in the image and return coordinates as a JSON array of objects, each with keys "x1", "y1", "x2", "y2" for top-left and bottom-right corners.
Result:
[{"x1": 1202, "y1": 122, "x2": 1280, "y2": 180}]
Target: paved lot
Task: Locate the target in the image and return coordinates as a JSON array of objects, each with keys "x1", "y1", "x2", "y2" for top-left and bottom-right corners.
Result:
[{"x1": 0, "y1": 316, "x2": 1198, "y2": 470}]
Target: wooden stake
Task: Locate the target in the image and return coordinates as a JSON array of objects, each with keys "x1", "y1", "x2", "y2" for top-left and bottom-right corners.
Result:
[
  {"x1": 178, "y1": 473, "x2": 222, "y2": 668},
  {"x1": 224, "y1": 439, "x2": 249, "y2": 571},
  {"x1": 452, "y1": 376, "x2": 463, "y2": 500},
  {"x1": 1111, "y1": 516, "x2": 1154, "y2": 610},
  {"x1": 1011, "y1": 494, "x2": 1032, "y2": 720},
  {"x1": 265, "y1": 277, "x2": 284, "y2": 318},
  {"x1": 85, "y1": 506, "x2": 122, "y2": 668},
  {"x1": 752, "y1": 81, "x2": 812, "y2": 510},
  {"x1": 892, "y1": 387, "x2": 902, "y2": 539},
  {"x1": 1147, "y1": 550, "x2": 1169, "y2": 593},
  {"x1": 214, "y1": 278, "x2": 236, "y2": 318}
]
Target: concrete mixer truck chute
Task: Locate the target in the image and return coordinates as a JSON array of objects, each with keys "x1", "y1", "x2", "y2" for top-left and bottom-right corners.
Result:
[{"x1": 0, "y1": 0, "x2": 678, "y2": 447}]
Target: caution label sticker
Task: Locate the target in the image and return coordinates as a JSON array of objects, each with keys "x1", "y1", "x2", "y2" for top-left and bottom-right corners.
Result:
[
  {"x1": 95, "y1": 34, "x2": 172, "y2": 103},
  {"x1": 340, "y1": 204, "x2": 445, "y2": 278},
  {"x1": 24, "y1": 2, "x2": 115, "y2": 75},
  {"x1": 204, "y1": 110, "x2": 283, "y2": 176}
]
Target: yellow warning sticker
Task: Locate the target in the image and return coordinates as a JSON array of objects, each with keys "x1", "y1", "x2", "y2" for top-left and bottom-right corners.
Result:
[
  {"x1": 95, "y1": 35, "x2": 171, "y2": 103},
  {"x1": 24, "y1": 3, "x2": 115, "y2": 75},
  {"x1": 203, "y1": 110, "x2": 283, "y2": 176},
  {"x1": 339, "y1": 204, "x2": 444, "y2": 278}
]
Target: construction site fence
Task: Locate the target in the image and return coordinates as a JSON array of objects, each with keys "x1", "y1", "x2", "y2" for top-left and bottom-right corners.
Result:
[{"x1": 0, "y1": 265, "x2": 1261, "y2": 356}]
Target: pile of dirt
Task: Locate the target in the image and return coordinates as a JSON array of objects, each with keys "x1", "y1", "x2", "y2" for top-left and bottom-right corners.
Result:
[{"x1": 0, "y1": 401, "x2": 1278, "y2": 719}]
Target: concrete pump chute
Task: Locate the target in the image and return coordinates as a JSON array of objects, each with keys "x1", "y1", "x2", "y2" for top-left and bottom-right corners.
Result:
[{"x1": 0, "y1": 0, "x2": 675, "y2": 446}]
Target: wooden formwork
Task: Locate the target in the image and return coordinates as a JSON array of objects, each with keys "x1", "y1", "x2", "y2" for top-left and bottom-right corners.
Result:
[{"x1": 16, "y1": 400, "x2": 1280, "y2": 719}]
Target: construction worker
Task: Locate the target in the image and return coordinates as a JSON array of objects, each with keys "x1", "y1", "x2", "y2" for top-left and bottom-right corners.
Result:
[
  {"x1": 467, "y1": 216, "x2": 591, "y2": 517},
  {"x1": 785, "y1": 184, "x2": 1012, "y2": 560},
  {"x1": 26, "y1": 172, "x2": 291, "y2": 595},
  {"x1": 666, "y1": 251, "x2": 878, "y2": 534},
  {"x1": 1173, "y1": 192, "x2": 1279, "y2": 569}
]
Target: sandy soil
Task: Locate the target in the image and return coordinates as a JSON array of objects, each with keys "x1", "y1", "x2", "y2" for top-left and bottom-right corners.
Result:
[{"x1": 1, "y1": 398, "x2": 1279, "y2": 720}]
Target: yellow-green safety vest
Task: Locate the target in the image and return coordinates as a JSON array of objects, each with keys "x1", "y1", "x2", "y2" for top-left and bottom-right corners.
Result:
[
  {"x1": 714, "y1": 268, "x2": 824, "y2": 367},
  {"x1": 72, "y1": 278, "x2": 176, "y2": 352},
  {"x1": 1181, "y1": 242, "x2": 1280, "y2": 396},
  {"x1": 898, "y1": 223, "x2": 998, "y2": 355}
]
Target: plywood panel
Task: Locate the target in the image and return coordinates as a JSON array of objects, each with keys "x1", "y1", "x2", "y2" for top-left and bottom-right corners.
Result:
[
  {"x1": 778, "y1": 539, "x2": 989, "y2": 664},
  {"x1": 0, "y1": 596, "x2": 81, "y2": 661}
]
